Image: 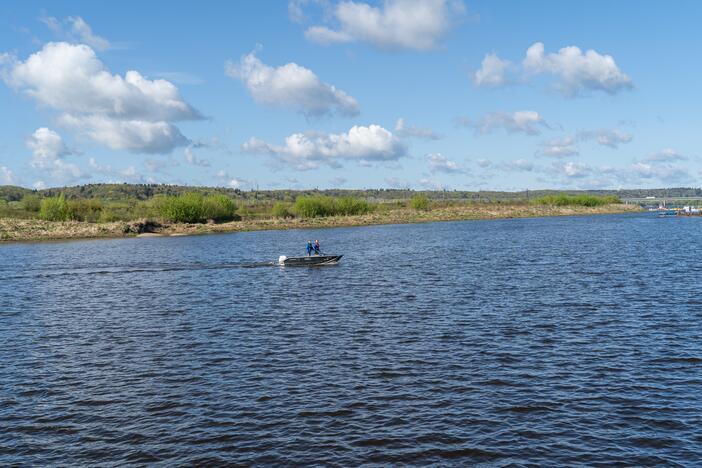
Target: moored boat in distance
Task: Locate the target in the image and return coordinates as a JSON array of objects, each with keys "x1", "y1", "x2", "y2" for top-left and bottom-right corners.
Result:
[{"x1": 278, "y1": 255, "x2": 343, "y2": 266}]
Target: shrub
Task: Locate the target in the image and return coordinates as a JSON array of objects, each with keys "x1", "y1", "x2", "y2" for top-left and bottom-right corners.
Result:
[
  {"x1": 532, "y1": 194, "x2": 621, "y2": 207},
  {"x1": 21, "y1": 194, "x2": 41, "y2": 212},
  {"x1": 336, "y1": 197, "x2": 372, "y2": 216},
  {"x1": 155, "y1": 193, "x2": 204, "y2": 223},
  {"x1": 294, "y1": 196, "x2": 337, "y2": 218},
  {"x1": 68, "y1": 199, "x2": 103, "y2": 222},
  {"x1": 293, "y1": 195, "x2": 372, "y2": 218},
  {"x1": 410, "y1": 194, "x2": 429, "y2": 211},
  {"x1": 271, "y1": 201, "x2": 292, "y2": 218},
  {"x1": 202, "y1": 194, "x2": 237, "y2": 222},
  {"x1": 39, "y1": 194, "x2": 72, "y2": 221},
  {"x1": 155, "y1": 193, "x2": 238, "y2": 223}
]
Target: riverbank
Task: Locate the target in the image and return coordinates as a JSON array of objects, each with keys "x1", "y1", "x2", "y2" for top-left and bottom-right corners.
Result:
[{"x1": 0, "y1": 203, "x2": 642, "y2": 242}]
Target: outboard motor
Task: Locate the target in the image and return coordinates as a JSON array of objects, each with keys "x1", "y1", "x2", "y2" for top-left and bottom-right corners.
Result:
[{"x1": 278, "y1": 255, "x2": 287, "y2": 264}]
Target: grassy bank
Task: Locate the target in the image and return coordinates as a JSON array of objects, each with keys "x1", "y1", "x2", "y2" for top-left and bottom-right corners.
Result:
[{"x1": 0, "y1": 202, "x2": 641, "y2": 243}]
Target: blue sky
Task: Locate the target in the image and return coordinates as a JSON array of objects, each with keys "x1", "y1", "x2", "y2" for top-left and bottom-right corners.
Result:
[{"x1": 1, "y1": 0, "x2": 700, "y2": 191}]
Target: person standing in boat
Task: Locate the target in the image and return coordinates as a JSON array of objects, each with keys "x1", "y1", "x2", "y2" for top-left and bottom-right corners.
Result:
[
  {"x1": 314, "y1": 240, "x2": 321, "y2": 255},
  {"x1": 306, "y1": 240, "x2": 313, "y2": 256}
]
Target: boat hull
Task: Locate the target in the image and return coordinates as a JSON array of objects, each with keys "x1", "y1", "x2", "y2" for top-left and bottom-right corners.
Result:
[{"x1": 280, "y1": 255, "x2": 343, "y2": 266}]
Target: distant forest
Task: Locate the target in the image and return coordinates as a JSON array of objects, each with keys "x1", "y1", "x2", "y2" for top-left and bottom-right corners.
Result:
[{"x1": 1, "y1": 183, "x2": 701, "y2": 203}]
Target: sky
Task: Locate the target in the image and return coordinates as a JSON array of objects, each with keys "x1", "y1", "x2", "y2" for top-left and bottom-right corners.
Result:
[{"x1": 1, "y1": 0, "x2": 700, "y2": 191}]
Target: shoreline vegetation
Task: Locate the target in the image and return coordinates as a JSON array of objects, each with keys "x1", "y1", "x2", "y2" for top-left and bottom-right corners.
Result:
[{"x1": 0, "y1": 184, "x2": 644, "y2": 242}]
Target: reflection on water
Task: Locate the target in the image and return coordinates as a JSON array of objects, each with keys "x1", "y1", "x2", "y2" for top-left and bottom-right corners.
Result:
[{"x1": 1, "y1": 214, "x2": 702, "y2": 465}]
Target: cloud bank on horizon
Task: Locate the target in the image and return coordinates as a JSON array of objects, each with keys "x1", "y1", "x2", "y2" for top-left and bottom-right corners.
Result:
[{"x1": 0, "y1": 1, "x2": 698, "y2": 190}]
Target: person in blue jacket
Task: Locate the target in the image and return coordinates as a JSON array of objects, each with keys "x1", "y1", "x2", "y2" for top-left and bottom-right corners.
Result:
[{"x1": 306, "y1": 240, "x2": 313, "y2": 256}]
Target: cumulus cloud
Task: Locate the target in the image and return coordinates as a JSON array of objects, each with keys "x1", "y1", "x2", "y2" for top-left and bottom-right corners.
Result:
[
  {"x1": 577, "y1": 128, "x2": 632, "y2": 148},
  {"x1": 26, "y1": 127, "x2": 84, "y2": 183},
  {"x1": 303, "y1": 0, "x2": 465, "y2": 51},
  {"x1": 395, "y1": 118, "x2": 441, "y2": 140},
  {"x1": 40, "y1": 14, "x2": 110, "y2": 51},
  {"x1": 542, "y1": 149, "x2": 694, "y2": 187},
  {"x1": 226, "y1": 50, "x2": 359, "y2": 117},
  {"x1": 540, "y1": 136, "x2": 579, "y2": 157},
  {"x1": 645, "y1": 148, "x2": 688, "y2": 162},
  {"x1": 473, "y1": 53, "x2": 512, "y2": 87},
  {"x1": 427, "y1": 153, "x2": 464, "y2": 174},
  {"x1": 242, "y1": 124, "x2": 406, "y2": 170},
  {"x1": 540, "y1": 128, "x2": 632, "y2": 157},
  {"x1": 3, "y1": 42, "x2": 201, "y2": 153},
  {"x1": 550, "y1": 161, "x2": 592, "y2": 179},
  {"x1": 215, "y1": 170, "x2": 252, "y2": 189},
  {"x1": 503, "y1": 159, "x2": 535, "y2": 172},
  {"x1": 330, "y1": 176, "x2": 348, "y2": 186},
  {"x1": 88, "y1": 157, "x2": 149, "y2": 182},
  {"x1": 384, "y1": 177, "x2": 410, "y2": 188},
  {"x1": 184, "y1": 145, "x2": 211, "y2": 167},
  {"x1": 523, "y1": 42, "x2": 632, "y2": 95},
  {"x1": 1, "y1": 166, "x2": 15, "y2": 184},
  {"x1": 418, "y1": 177, "x2": 448, "y2": 190},
  {"x1": 461, "y1": 111, "x2": 547, "y2": 135},
  {"x1": 474, "y1": 42, "x2": 632, "y2": 96}
]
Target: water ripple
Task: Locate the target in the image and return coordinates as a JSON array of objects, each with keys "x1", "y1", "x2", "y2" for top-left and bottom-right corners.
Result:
[{"x1": 1, "y1": 214, "x2": 702, "y2": 465}]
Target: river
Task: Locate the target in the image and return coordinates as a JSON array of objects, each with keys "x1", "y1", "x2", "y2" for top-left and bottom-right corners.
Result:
[{"x1": 1, "y1": 213, "x2": 701, "y2": 465}]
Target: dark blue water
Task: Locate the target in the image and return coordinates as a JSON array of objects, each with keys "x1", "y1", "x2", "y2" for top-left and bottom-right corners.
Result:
[{"x1": 2, "y1": 213, "x2": 702, "y2": 466}]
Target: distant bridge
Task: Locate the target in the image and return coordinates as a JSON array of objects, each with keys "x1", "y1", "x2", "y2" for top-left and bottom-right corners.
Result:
[{"x1": 622, "y1": 196, "x2": 702, "y2": 206}]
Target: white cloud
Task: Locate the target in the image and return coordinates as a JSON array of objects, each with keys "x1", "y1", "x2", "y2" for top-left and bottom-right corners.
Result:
[
  {"x1": 226, "y1": 50, "x2": 359, "y2": 117},
  {"x1": 215, "y1": 170, "x2": 251, "y2": 189},
  {"x1": 523, "y1": 42, "x2": 632, "y2": 96},
  {"x1": 384, "y1": 177, "x2": 410, "y2": 188},
  {"x1": 541, "y1": 136, "x2": 579, "y2": 157},
  {"x1": 551, "y1": 161, "x2": 592, "y2": 178},
  {"x1": 427, "y1": 153, "x2": 464, "y2": 174},
  {"x1": 476, "y1": 158, "x2": 492, "y2": 168},
  {"x1": 395, "y1": 118, "x2": 441, "y2": 140},
  {"x1": 503, "y1": 159, "x2": 535, "y2": 172},
  {"x1": 330, "y1": 176, "x2": 347, "y2": 186},
  {"x1": 26, "y1": 127, "x2": 84, "y2": 183},
  {"x1": 473, "y1": 53, "x2": 512, "y2": 87},
  {"x1": 304, "y1": 0, "x2": 464, "y2": 51},
  {"x1": 474, "y1": 42, "x2": 632, "y2": 96},
  {"x1": 577, "y1": 128, "x2": 632, "y2": 148},
  {"x1": 418, "y1": 177, "x2": 448, "y2": 190},
  {"x1": 40, "y1": 14, "x2": 110, "y2": 51},
  {"x1": 67, "y1": 16, "x2": 110, "y2": 51},
  {"x1": 89, "y1": 157, "x2": 147, "y2": 182},
  {"x1": 629, "y1": 162, "x2": 691, "y2": 183},
  {"x1": 1, "y1": 166, "x2": 15, "y2": 184},
  {"x1": 3, "y1": 42, "x2": 201, "y2": 153},
  {"x1": 242, "y1": 124, "x2": 406, "y2": 170},
  {"x1": 645, "y1": 148, "x2": 687, "y2": 162},
  {"x1": 539, "y1": 128, "x2": 632, "y2": 157},
  {"x1": 32, "y1": 180, "x2": 46, "y2": 190},
  {"x1": 463, "y1": 111, "x2": 547, "y2": 135},
  {"x1": 184, "y1": 146, "x2": 211, "y2": 167},
  {"x1": 59, "y1": 115, "x2": 189, "y2": 154}
]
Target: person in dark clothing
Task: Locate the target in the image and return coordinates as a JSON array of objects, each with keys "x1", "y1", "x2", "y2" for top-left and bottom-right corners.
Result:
[
  {"x1": 306, "y1": 240, "x2": 313, "y2": 256},
  {"x1": 314, "y1": 239, "x2": 321, "y2": 255}
]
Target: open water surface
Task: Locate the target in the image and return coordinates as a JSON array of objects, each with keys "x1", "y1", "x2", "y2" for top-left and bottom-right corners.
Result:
[{"x1": 1, "y1": 213, "x2": 702, "y2": 466}]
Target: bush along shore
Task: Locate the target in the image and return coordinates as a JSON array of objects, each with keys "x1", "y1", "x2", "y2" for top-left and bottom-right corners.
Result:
[{"x1": 0, "y1": 190, "x2": 642, "y2": 242}]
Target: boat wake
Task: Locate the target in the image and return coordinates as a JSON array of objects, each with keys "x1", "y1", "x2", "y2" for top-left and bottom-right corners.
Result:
[{"x1": 6, "y1": 261, "x2": 279, "y2": 280}]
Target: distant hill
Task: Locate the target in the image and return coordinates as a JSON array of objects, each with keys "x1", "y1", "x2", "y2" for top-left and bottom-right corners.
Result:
[{"x1": 1, "y1": 183, "x2": 701, "y2": 203}]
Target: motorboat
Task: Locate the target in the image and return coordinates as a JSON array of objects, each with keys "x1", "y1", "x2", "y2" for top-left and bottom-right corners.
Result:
[{"x1": 278, "y1": 255, "x2": 343, "y2": 266}]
